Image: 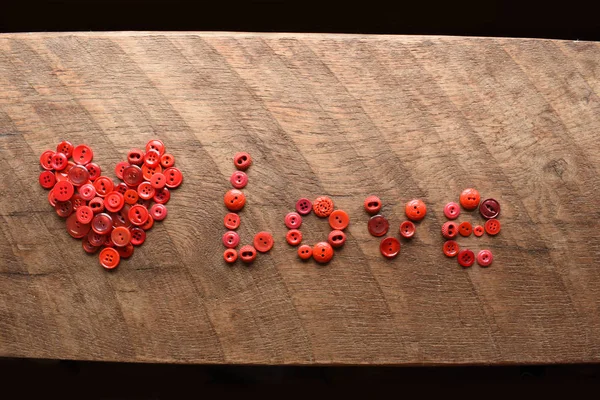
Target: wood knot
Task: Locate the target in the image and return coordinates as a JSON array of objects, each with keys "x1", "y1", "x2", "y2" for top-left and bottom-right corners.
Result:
[{"x1": 544, "y1": 158, "x2": 568, "y2": 178}]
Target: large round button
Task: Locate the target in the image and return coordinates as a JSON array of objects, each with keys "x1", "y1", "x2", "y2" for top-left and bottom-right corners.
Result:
[
  {"x1": 224, "y1": 248, "x2": 238, "y2": 263},
  {"x1": 222, "y1": 231, "x2": 240, "y2": 248},
  {"x1": 40, "y1": 150, "x2": 55, "y2": 170},
  {"x1": 399, "y1": 220, "x2": 415, "y2": 238},
  {"x1": 313, "y1": 242, "x2": 334, "y2": 264},
  {"x1": 297, "y1": 245, "x2": 312, "y2": 260},
  {"x1": 93, "y1": 176, "x2": 114, "y2": 197},
  {"x1": 328, "y1": 230, "x2": 346, "y2": 248},
  {"x1": 51, "y1": 152, "x2": 68, "y2": 171},
  {"x1": 285, "y1": 212, "x2": 302, "y2": 229},
  {"x1": 137, "y1": 181, "x2": 156, "y2": 200},
  {"x1": 254, "y1": 232, "x2": 274, "y2": 253},
  {"x1": 224, "y1": 213, "x2": 240, "y2": 230},
  {"x1": 79, "y1": 183, "x2": 96, "y2": 201},
  {"x1": 99, "y1": 247, "x2": 120, "y2": 269},
  {"x1": 441, "y1": 221, "x2": 458, "y2": 239},
  {"x1": 55, "y1": 201, "x2": 73, "y2": 218},
  {"x1": 130, "y1": 227, "x2": 146, "y2": 246},
  {"x1": 127, "y1": 148, "x2": 145, "y2": 166},
  {"x1": 104, "y1": 191, "x2": 125, "y2": 213},
  {"x1": 66, "y1": 213, "x2": 91, "y2": 238},
  {"x1": 86, "y1": 163, "x2": 101, "y2": 181},
  {"x1": 286, "y1": 229, "x2": 302, "y2": 246},
  {"x1": 122, "y1": 165, "x2": 144, "y2": 187},
  {"x1": 150, "y1": 203, "x2": 167, "y2": 221},
  {"x1": 224, "y1": 189, "x2": 246, "y2": 211},
  {"x1": 484, "y1": 219, "x2": 501, "y2": 235},
  {"x1": 443, "y1": 202, "x2": 460, "y2": 220},
  {"x1": 144, "y1": 149, "x2": 161, "y2": 167},
  {"x1": 368, "y1": 215, "x2": 389, "y2": 237},
  {"x1": 92, "y1": 213, "x2": 113, "y2": 235},
  {"x1": 313, "y1": 196, "x2": 334, "y2": 217},
  {"x1": 54, "y1": 180, "x2": 74, "y2": 202},
  {"x1": 39, "y1": 171, "x2": 56, "y2": 189},
  {"x1": 380, "y1": 237, "x2": 400, "y2": 259},
  {"x1": 457, "y1": 249, "x2": 475, "y2": 268},
  {"x1": 128, "y1": 204, "x2": 149, "y2": 226},
  {"x1": 153, "y1": 187, "x2": 170, "y2": 204},
  {"x1": 459, "y1": 188, "x2": 480, "y2": 210},
  {"x1": 230, "y1": 171, "x2": 248, "y2": 189},
  {"x1": 473, "y1": 225, "x2": 484, "y2": 237},
  {"x1": 233, "y1": 152, "x2": 252, "y2": 170},
  {"x1": 443, "y1": 240, "x2": 459, "y2": 257},
  {"x1": 477, "y1": 249, "x2": 493, "y2": 267},
  {"x1": 458, "y1": 221, "x2": 472, "y2": 237},
  {"x1": 295, "y1": 198, "x2": 312, "y2": 215},
  {"x1": 72, "y1": 144, "x2": 93, "y2": 165},
  {"x1": 364, "y1": 195, "x2": 382, "y2": 214},
  {"x1": 405, "y1": 199, "x2": 427, "y2": 221},
  {"x1": 111, "y1": 226, "x2": 131, "y2": 247},
  {"x1": 329, "y1": 209, "x2": 349, "y2": 230},
  {"x1": 239, "y1": 245, "x2": 257, "y2": 263},
  {"x1": 146, "y1": 139, "x2": 165, "y2": 155},
  {"x1": 76, "y1": 205, "x2": 94, "y2": 224},
  {"x1": 163, "y1": 167, "x2": 183, "y2": 188},
  {"x1": 479, "y1": 198, "x2": 500, "y2": 219}
]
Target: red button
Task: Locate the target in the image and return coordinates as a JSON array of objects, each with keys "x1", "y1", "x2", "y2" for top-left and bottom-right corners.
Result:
[
  {"x1": 473, "y1": 225, "x2": 484, "y2": 237},
  {"x1": 479, "y1": 198, "x2": 500, "y2": 219},
  {"x1": 457, "y1": 249, "x2": 475, "y2": 268},
  {"x1": 86, "y1": 163, "x2": 101, "y2": 181},
  {"x1": 224, "y1": 189, "x2": 246, "y2": 211},
  {"x1": 56, "y1": 141, "x2": 74, "y2": 158},
  {"x1": 441, "y1": 221, "x2": 458, "y2": 239},
  {"x1": 111, "y1": 226, "x2": 131, "y2": 247},
  {"x1": 51, "y1": 152, "x2": 68, "y2": 171},
  {"x1": 67, "y1": 165, "x2": 89, "y2": 186},
  {"x1": 329, "y1": 209, "x2": 350, "y2": 230},
  {"x1": 141, "y1": 214, "x2": 154, "y2": 230},
  {"x1": 363, "y1": 195, "x2": 382, "y2": 214},
  {"x1": 79, "y1": 183, "x2": 96, "y2": 201},
  {"x1": 144, "y1": 149, "x2": 161, "y2": 167},
  {"x1": 285, "y1": 212, "x2": 302, "y2": 229},
  {"x1": 254, "y1": 231, "x2": 274, "y2": 253},
  {"x1": 71, "y1": 193, "x2": 86, "y2": 210},
  {"x1": 55, "y1": 170, "x2": 68, "y2": 183},
  {"x1": 239, "y1": 245, "x2": 257, "y2": 263},
  {"x1": 115, "y1": 161, "x2": 129, "y2": 180},
  {"x1": 114, "y1": 183, "x2": 126, "y2": 197},
  {"x1": 153, "y1": 187, "x2": 170, "y2": 204},
  {"x1": 150, "y1": 172, "x2": 167, "y2": 189},
  {"x1": 286, "y1": 229, "x2": 302, "y2": 246},
  {"x1": 111, "y1": 206, "x2": 132, "y2": 228},
  {"x1": 142, "y1": 164, "x2": 162, "y2": 181},
  {"x1": 150, "y1": 203, "x2": 167, "y2": 221},
  {"x1": 380, "y1": 237, "x2": 401, "y2": 259},
  {"x1": 48, "y1": 189, "x2": 56, "y2": 206},
  {"x1": 458, "y1": 221, "x2": 472, "y2": 237},
  {"x1": 137, "y1": 181, "x2": 156, "y2": 200},
  {"x1": 313, "y1": 242, "x2": 334, "y2": 263},
  {"x1": 160, "y1": 153, "x2": 175, "y2": 168},
  {"x1": 368, "y1": 215, "x2": 389, "y2": 237},
  {"x1": 477, "y1": 249, "x2": 493, "y2": 267},
  {"x1": 76, "y1": 205, "x2": 94, "y2": 224},
  {"x1": 163, "y1": 167, "x2": 183, "y2": 188},
  {"x1": 230, "y1": 171, "x2": 248, "y2": 189},
  {"x1": 224, "y1": 248, "x2": 238, "y2": 263},
  {"x1": 459, "y1": 188, "x2": 480, "y2": 210},
  {"x1": 55, "y1": 201, "x2": 73, "y2": 218},
  {"x1": 92, "y1": 213, "x2": 113, "y2": 235},
  {"x1": 127, "y1": 148, "x2": 145, "y2": 166},
  {"x1": 66, "y1": 213, "x2": 91, "y2": 238},
  {"x1": 72, "y1": 144, "x2": 93, "y2": 165},
  {"x1": 124, "y1": 189, "x2": 139, "y2": 205},
  {"x1": 295, "y1": 198, "x2": 312, "y2": 215},
  {"x1": 82, "y1": 237, "x2": 100, "y2": 254},
  {"x1": 146, "y1": 139, "x2": 165, "y2": 156},
  {"x1": 328, "y1": 230, "x2": 346, "y2": 248},
  {"x1": 128, "y1": 205, "x2": 149, "y2": 226},
  {"x1": 313, "y1": 196, "x2": 334, "y2": 217},
  {"x1": 122, "y1": 165, "x2": 144, "y2": 187},
  {"x1": 405, "y1": 199, "x2": 427, "y2": 221},
  {"x1": 99, "y1": 247, "x2": 120, "y2": 269},
  {"x1": 484, "y1": 219, "x2": 501, "y2": 235},
  {"x1": 105, "y1": 191, "x2": 125, "y2": 212},
  {"x1": 117, "y1": 243, "x2": 135, "y2": 259},
  {"x1": 443, "y1": 240, "x2": 459, "y2": 257},
  {"x1": 40, "y1": 150, "x2": 55, "y2": 170},
  {"x1": 399, "y1": 220, "x2": 416, "y2": 238},
  {"x1": 89, "y1": 197, "x2": 104, "y2": 213},
  {"x1": 443, "y1": 202, "x2": 460, "y2": 219},
  {"x1": 54, "y1": 180, "x2": 74, "y2": 202},
  {"x1": 39, "y1": 171, "x2": 56, "y2": 189},
  {"x1": 94, "y1": 176, "x2": 114, "y2": 197},
  {"x1": 224, "y1": 213, "x2": 240, "y2": 230},
  {"x1": 88, "y1": 231, "x2": 106, "y2": 247},
  {"x1": 297, "y1": 245, "x2": 312, "y2": 260},
  {"x1": 233, "y1": 152, "x2": 252, "y2": 170},
  {"x1": 130, "y1": 227, "x2": 146, "y2": 245}
]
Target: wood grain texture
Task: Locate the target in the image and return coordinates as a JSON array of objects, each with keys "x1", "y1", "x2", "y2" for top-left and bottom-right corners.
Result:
[{"x1": 0, "y1": 32, "x2": 599, "y2": 364}]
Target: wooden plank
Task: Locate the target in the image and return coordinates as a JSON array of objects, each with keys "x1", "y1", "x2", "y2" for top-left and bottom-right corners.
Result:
[{"x1": 0, "y1": 33, "x2": 599, "y2": 364}]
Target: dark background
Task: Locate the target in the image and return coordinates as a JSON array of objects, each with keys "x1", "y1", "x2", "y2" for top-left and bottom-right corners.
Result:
[{"x1": 1, "y1": 0, "x2": 600, "y2": 393}]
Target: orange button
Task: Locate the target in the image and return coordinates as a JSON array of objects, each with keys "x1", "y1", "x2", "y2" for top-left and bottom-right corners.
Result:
[
  {"x1": 459, "y1": 188, "x2": 480, "y2": 210},
  {"x1": 297, "y1": 245, "x2": 312, "y2": 260},
  {"x1": 224, "y1": 189, "x2": 246, "y2": 211},
  {"x1": 458, "y1": 221, "x2": 472, "y2": 237},
  {"x1": 254, "y1": 231, "x2": 274, "y2": 253},
  {"x1": 94, "y1": 176, "x2": 114, "y2": 197},
  {"x1": 111, "y1": 226, "x2": 131, "y2": 247},
  {"x1": 160, "y1": 153, "x2": 175, "y2": 168},
  {"x1": 405, "y1": 199, "x2": 427, "y2": 221},
  {"x1": 313, "y1": 242, "x2": 334, "y2": 263},
  {"x1": 484, "y1": 218, "x2": 501, "y2": 235},
  {"x1": 313, "y1": 196, "x2": 334, "y2": 217},
  {"x1": 286, "y1": 229, "x2": 302, "y2": 246},
  {"x1": 124, "y1": 189, "x2": 139, "y2": 205},
  {"x1": 99, "y1": 247, "x2": 120, "y2": 269},
  {"x1": 329, "y1": 209, "x2": 349, "y2": 230}
]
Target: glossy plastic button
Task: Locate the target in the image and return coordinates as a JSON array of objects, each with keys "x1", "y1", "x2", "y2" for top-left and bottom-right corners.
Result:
[
  {"x1": 443, "y1": 202, "x2": 460, "y2": 220},
  {"x1": 484, "y1": 219, "x2": 501, "y2": 235},
  {"x1": 71, "y1": 193, "x2": 86, "y2": 210},
  {"x1": 79, "y1": 183, "x2": 96, "y2": 201},
  {"x1": 66, "y1": 213, "x2": 91, "y2": 238},
  {"x1": 141, "y1": 214, "x2": 154, "y2": 231},
  {"x1": 284, "y1": 212, "x2": 302, "y2": 229},
  {"x1": 239, "y1": 245, "x2": 257, "y2": 263},
  {"x1": 163, "y1": 167, "x2": 183, "y2": 188},
  {"x1": 295, "y1": 198, "x2": 312, "y2": 215},
  {"x1": 160, "y1": 153, "x2": 175, "y2": 168},
  {"x1": 313, "y1": 196, "x2": 334, "y2": 217},
  {"x1": 39, "y1": 171, "x2": 56, "y2": 189},
  {"x1": 224, "y1": 213, "x2": 240, "y2": 230},
  {"x1": 224, "y1": 248, "x2": 238, "y2": 263},
  {"x1": 142, "y1": 164, "x2": 162, "y2": 181},
  {"x1": 230, "y1": 171, "x2": 248, "y2": 189},
  {"x1": 254, "y1": 232, "x2": 274, "y2": 253},
  {"x1": 405, "y1": 199, "x2": 427, "y2": 222},
  {"x1": 137, "y1": 181, "x2": 156, "y2": 200},
  {"x1": 127, "y1": 148, "x2": 145, "y2": 166},
  {"x1": 111, "y1": 206, "x2": 131, "y2": 228},
  {"x1": 313, "y1": 242, "x2": 334, "y2": 264},
  {"x1": 222, "y1": 231, "x2": 240, "y2": 248},
  {"x1": 55, "y1": 201, "x2": 73, "y2": 218},
  {"x1": 111, "y1": 226, "x2": 131, "y2": 247},
  {"x1": 115, "y1": 161, "x2": 129, "y2": 180},
  {"x1": 457, "y1": 249, "x2": 475, "y2": 268},
  {"x1": 224, "y1": 189, "x2": 246, "y2": 211},
  {"x1": 87, "y1": 231, "x2": 106, "y2": 247},
  {"x1": 460, "y1": 188, "x2": 480, "y2": 210},
  {"x1": 328, "y1": 230, "x2": 346, "y2": 248},
  {"x1": 128, "y1": 204, "x2": 149, "y2": 226},
  {"x1": 477, "y1": 249, "x2": 493, "y2": 267},
  {"x1": 368, "y1": 215, "x2": 389, "y2": 237},
  {"x1": 297, "y1": 245, "x2": 312, "y2": 260},
  {"x1": 124, "y1": 189, "x2": 139, "y2": 205},
  {"x1": 51, "y1": 152, "x2": 68, "y2": 171},
  {"x1": 104, "y1": 191, "x2": 125, "y2": 213},
  {"x1": 150, "y1": 203, "x2": 167, "y2": 221},
  {"x1": 94, "y1": 176, "x2": 114, "y2": 197},
  {"x1": 380, "y1": 237, "x2": 400, "y2": 259},
  {"x1": 99, "y1": 247, "x2": 120, "y2": 269},
  {"x1": 479, "y1": 198, "x2": 500, "y2": 219},
  {"x1": 443, "y1": 240, "x2": 459, "y2": 257},
  {"x1": 144, "y1": 149, "x2": 161, "y2": 167},
  {"x1": 153, "y1": 187, "x2": 170, "y2": 204},
  {"x1": 458, "y1": 221, "x2": 472, "y2": 237},
  {"x1": 54, "y1": 180, "x2": 74, "y2": 202},
  {"x1": 89, "y1": 197, "x2": 104, "y2": 213},
  {"x1": 441, "y1": 221, "x2": 458, "y2": 239},
  {"x1": 233, "y1": 152, "x2": 252, "y2": 171},
  {"x1": 399, "y1": 221, "x2": 416, "y2": 238},
  {"x1": 473, "y1": 225, "x2": 484, "y2": 237},
  {"x1": 364, "y1": 195, "x2": 382, "y2": 214},
  {"x1": 48, "y1": 189, "x2": 56, "y2": 206},
  {"x1": 76, "y1": 205, "x2": 94, "y2": 224},
  {"x1": 66, "y1": 165, "x2": 88, "y2": 186},
  {"x1": 329, "y1": 210, "x2": 349, "y2": 230},
  {"x1": 72, "y1": 144, "x2": 93, "y2": 165},
  {"x1": 117, "y1": 243, "x2": 134, "y2": 259},
  {"x1": 122, "y1": 165, "x2": 144, "y2": 187},
  {"x1": 146, "y1": 139, "x2": 165, "y2": 155},
  {"x1": 286, "y1": 229, "x2": 302, "y2": 246},
  {"x1": 130, "y1": 227, "x2": 146, "y2": 246},
  {"x1": 92, "y1": 213, "x2": 113, "y2": 235},
  {"x1": 56, "y1": 140, "x2": 74, "y2": 158},
  {"x1": 40, "y1": 150, "x2": 55, "y2": 170},
  {"x1": 82, "y1": 237, "x2": 99, "y2": 254},
  {"x1": 150, "y1": 172, "x2": 166, "y2": 189}
]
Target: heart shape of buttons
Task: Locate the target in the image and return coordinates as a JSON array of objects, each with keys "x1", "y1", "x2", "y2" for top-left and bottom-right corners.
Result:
[{"x1": 39, "y1": 139, "x2": 183, "y2": 270}]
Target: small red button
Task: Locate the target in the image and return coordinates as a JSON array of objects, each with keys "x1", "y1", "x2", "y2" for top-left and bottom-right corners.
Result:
[
  {"x1": 441, "y1": 221, "x2": 458, "y2": 239},
  {"x1": 163, "y1": 167, "x2": 183, "y2": 188},
  {"x1": 254, "y1": 231, "x2": 274, "y2": 253},
  {"x1": 55, "y1": 201, "x2": 73, "y2": 218},
  {"x1": 94, "y1": 176, "x2": 114, "y2": 197},
  {"x1": 233, "y1": 152, "x2": 252, "y2": 170},
  {"x1": 313, "y1": 242, "x2": 334, "y2": 264},
  {"x1": 239, "y1": 245, "x2": 257, "y2": 263},
  {"x1": 149, "y1": 203, "x2": 167, "y2": 221},
  {"x1": 122, "y1": 165, "x2": 144, "y2": 187},
  {"x1": 92, "y1": 213, "x2": 113, "y2": 235},
  {"x1": 286, "y1": 229, "x2": 302, "y2": 246},
  {"x1": 224, "y1": 213, "x2": 240, "y2": 230},
  {"x1": 285, "y1": 212, "x2": 302, "y2": 229},
  {"x1": 399, "y1": 220, "x2": 416, "y2": 238},
  {"x1": 313, "y1": 196, "x2": 334, "y2": 217},
  {"x1": 99, "y1": 247, "x2": 120, "y2": 269},
  {"x1": 473, "y1": 225, "x2": 484, "y2": 237},
  {"x1": 297, "y1": 245, "x2": 312, "y2": 260},
  {"x1": 150, "y1": 172, "x2": 167, "y2": 189},
  {"x1": 124, "y1": 189, "x2": 139, "y2": 205},
  {"x1": 458, "y1": 221, "x2": 472, "y2": 237},
  {"x1": 223, "y1": 231, "x2": 240, "y2": 248},
  {"x1": 484, "y1": 219, "x2": 501, "y2": 235},
  {"x1": 457, "y1": 249, "x2": 475, "y2": 268},
  {"x1": 56, "y1": 140, "x2": 74, "y2": 158},
  {"x1": 66, "y1": 213, "x2": 91, "y2": 238},
  {"x1": 111, "y1": 226, "x2": 131, "y2": 247},
  {"x1": 329, "y1": 210, "x2": 349, "y2": 230},
  {"x1": 479, "y1": 198, "x2": 500, "y2": 219},
  {"x1": 54, "y1": 180, "x2": 74, "y2": 202},
  {"x1": 76, "y1": 205, "x2": 94, "y2": 224},
  {"x1": 137, "y1": 181, "x2": 156, "y2": 200},
  {"x1": 40, "y1": 150, "x2": 55, "y2": 170},
  {"x1": 117, "y1": 243, "x2": 135, "y2": 259},
  {"x1": 146, "y1": 139, "x2": 165, "y2": 155},
  {"x1": 477, "y1": 249, "x2": 493, "y2": 267},
  {"x1": 89, "y1": 197, "x2": 104, "y2": 213},
  {"x1": 459, "y1": 188, "x2": 480, "y2": 210},
  {"x1": 443, "y1": 202, "x2": 460, "y2": 220},
  {"x1": 104, "y1": 191, "x2": 125, "y2": 212},
  {"x1": 128, "y1": 204, "x2": 149, "y2": 226},
  {"x1": 130, "y1": 227, "x2": 146, "y2": 246},
  {"x1": 328, "y1": 230, "x2": 346, "y2": 248},
  {"x1": 72, "y1": 144, "x2": 93, "y2": 165},
  {"x1": 295, "y1": 198, "x2": 312, "y2": 215},
  {"x1": 115, "y1": 161, "x2": 129, "y2": 180},
  {"x1": 51, "y1": 152, "x2": 68, "y2": 171},
  {"x1": 127, "y1": 148, "x2": 145, "y2": 166},
  {"x1": 39, "y1": 171, "x2": 56, "y2": 189},
  {"x1": 79, "y1": 183, "x2": 96, "y2": 201},
  {"x1": 230, "y1": 171, "x2": 248, "y2": 189},
  {"x1": 144, "y1": 149, "x2": 161, "y2": 167},
  {"x1": 443, "y1": 240, "x2": 459, "y2": 257},
  {"x1": 364, "y1": 195, "x2": 382, "y2": 214},
  {"x1": 368, "y1": 215, "x2": 389, "y2": 237},
  {"x1": 224, "y1": 248, "x2": 238, "y2": 263},
  {"x1": 224, "y1": 189, "x2": 246, "y2": 211},
  {"x1": 405, "y1": 199, "x2": 427, "y2": 221},
  {"x1": 160, "y1": 153, "x2": 175, "y2": 168},
  {"x1": 380, "y1": 237, "x2": 401, "y2": 259},
  {"x1": 153, "y1": 187, "x2": 170, "y2": 204}
]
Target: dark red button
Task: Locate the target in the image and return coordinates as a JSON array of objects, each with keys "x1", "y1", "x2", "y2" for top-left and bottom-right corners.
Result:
[
  {"x1": 76, "y1": 205, "x2": 94, "y2": 224},
  {"x1": 67, "y1": 165, "x2": 89, "y2": 186},
  {"x1": 117, "y1": 243, "x2": 135, "y2": 259},
  {"x1": 163, "y1": 167, "x2": 183, "y2": 188},
  {"x1": 150, "y1": 203, "x2": 167, "y2": 221},
  {"x1": 224, "y1": 213, "x2": 240, "y2": 230},
  {"x1": 160, "y1": 153, "x2": 175, "y2": 168},
  {"x1": 92, "y1": 212, "x2": 113, "y2": 235},
  {"x1": 459, "y1": 188, "x2": 480, "y2": 210},
  {"x1": 380, "y1": 237, "x2": 400, "y2": 259},
  {"x1": 239, "y1": 245, "x2": 257, "y2": 263},
  {"x1": 127, "y1": 148, "x2": 145, "y2": 166},
  {"x1": 55, "y1": 200, "x2": 73, "y2": 218},
  {"x1": 224, "y1": 189, "x2": 246, "y2": 211},
  {"x1": 122, "y1": 165, "x2": 144, "y2": 187},
  {"x1": 368, "y1": 215, "x2": 389, "y2": 237},
  {"x1": 254, "y1": 231, "x2": 274, "y2": 253},
  {"x1": 86, "y1": 163, "x2": 101, "y2": 181},
  {"x1": 477, "y1": 249, "x2": 493, "y2": 267},
  {"x1": 110, "y1": 205, "x2": 132, "y2": 228},
  {"x1": 328, "y1": 230, "x2": 346, "y2": 248},
  {"x1": 230, "y1": 171, "x2": 248, "y2": 189},
  {"x1": 329, "y1": 210, "x2": 350, "y2": 230},
  {"x1": 79, "y1": 183, "x2": 96, "y2": 201},
  {"x1": 441, "y1": 221, "x2": 458, "y2": 239},
  {"x1": 443, "y1": 202, "x2": 460, "y2": 220},
  {"x1": 313, "y1": 196, "x2": 334, "y2": 218},
  {"x1": 51, "y1": 152, "x2": 68, "y2": 171},
  {"x1": 40, "y1": 150, "x2": 55, "y2": 170},
  {"x1": 137, "y1": 181, "x2": 155, "y2": 200},
  {"x1": 286, "y1": 229, "x2": 302, "y2": 246},
  {"x1": 295, "y1": 198, "x2": 312, "y2": 215},
  {"x1": 458, "y1": 221, "x2": 472, "y2": 237},
  {"x1": 484, "y1": 219, "x2": 501, "y2": 235},
  {"x1": 473, "y1": 225, "x2": 484, "y2": 237},
  {"x1": 89, "y1": 197, "x2": 104, "y2": 213},
  {"x1": 144, "y1": 149, "x2": 161, "y2": 167},
  {"x1": 94, "y1": 176, "x2": 114, "y2": 197},
  {"x1": 71, "y1": 193, "x2": 86, "y2": 210},
  {"x1": 479, "y1": 198, "x2": 500, "y2": 219},
  {"x1": 153, "y1": 187, "x2": 170, "y2": 204},
  {"x1": 313, "y1": 242, "x2": 334, "y2": 264},
  {"x1": 39, "y1": 171, "x2": 56, "y2": 189},
  {"x1": 66, "y1": 213, "x2": 91, "y2": 238},
  {"x1": 150, "y1": 172, "x2": 166, "y2": 189},
  {"x1": 443, "y1": 240, "x2": 459, "y2": 257},
  {"x1": 115, "y1": 161, "x2": 129, "y2": 180},
  {"x1": 99, "y1": 247, "x2": 120, "y2": 269},
  {"x1": 146, "y1": 139, "x2": 165, "y2": 156},
  {"x1": 111, "y1": 226, "x2": 131, "y2": 247},
  {"x1": 130, "y1": 227, "x2": 146, "y2": 245},
  {"x1": 72, "y1": 144, "x2": 93, "y2": 165},
  {"x1": 405, "y1": 199, "x2": 427, "y2": 221},
  {"x1": 224, "y1": 248, "x2": 238, "y2": 263},
  {"x1": 399, "y1": 220, "x2": 416, "y2": 238},
  {"x1": 364, "y1": 195, "x2": 382, "y2": 214},
  {"x1": 128, "y1": 205, "x2": 149, "y2": 226},
  {"x1": 82, "y1": 238, "x2": 99, "y2": 254},
  {"x1": 297, "y1": 245, "x2": 312, "y2": 260},
  {"x1": 104, "y1": 191, "x2": 125, "y2": 212},
  {"x1": 285, "y1": 212, "x2": 302, "y2": 229},
  {"x1": 115, "y1": 182, "x2": 128, "y2": 195},
  {"x1": 56, "y1": 141, "x2": 74, "y2": 158},
  {"x1": 54, "y1": 180, "x2": 74, "y2": 202},
  {"x1": 457, "y1": 249, "x2": 475, "y2": 268},
  {"x1": 233, "y1": 152, "x2": 252, "y2": 170},
  {"x1": 88, "y1": 231, "x2": 106, "y2": 247}
]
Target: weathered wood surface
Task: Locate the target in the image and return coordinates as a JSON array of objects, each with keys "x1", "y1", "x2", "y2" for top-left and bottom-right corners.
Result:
[{"x1": 0, "y1": 33, "x2": 599, "y2": 364}]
